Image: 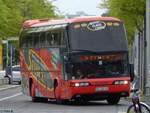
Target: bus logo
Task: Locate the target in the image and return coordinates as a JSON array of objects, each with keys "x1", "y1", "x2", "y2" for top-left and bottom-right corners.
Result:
[{"x1": 87, "y1": 21, "x2": 106, "y2": 31}]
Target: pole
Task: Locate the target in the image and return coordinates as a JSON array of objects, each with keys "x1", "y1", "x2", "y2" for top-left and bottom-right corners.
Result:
[
  {"x1": 6, "y1": 41, "x2": 8, "y2": 67},
  {"x1": 10, "y1": 44, "x2": 13, "y2": 84},
  {"x1": 0, "y1": 40, "x2": 2, "y2": 70},
  {"x1": 146, "y1": 0, "x2": 150, "y2": 95}
]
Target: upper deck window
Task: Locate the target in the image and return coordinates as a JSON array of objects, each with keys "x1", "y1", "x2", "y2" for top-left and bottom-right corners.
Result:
[
  {"x1": 20, "y1": 29, "x2": 65, "y2": 48},
  {"x1": 69, "y1": 21, "x2": 128, "y2": 52}
]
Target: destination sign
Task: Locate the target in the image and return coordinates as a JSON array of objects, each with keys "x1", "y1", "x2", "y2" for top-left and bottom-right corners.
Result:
[
  {"x1": 87, "y1": 21, "x2": 106, "y2": 31},
  {"x1": 79, "y1": 54, "x2": 123, "y2": 61}
]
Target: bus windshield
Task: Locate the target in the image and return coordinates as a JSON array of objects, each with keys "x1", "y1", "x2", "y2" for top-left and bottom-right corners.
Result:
[
  {"x1": 69, "y1": 21, "x2": 128, "y2": 52},
  {"x1": 71, "y1": 53, "x2": 129, "y2": 79}
]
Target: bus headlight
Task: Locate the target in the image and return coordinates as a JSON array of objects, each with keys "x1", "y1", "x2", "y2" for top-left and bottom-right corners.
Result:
[
  {"x1": 114, "y1": 80, "x2": 128, "y2": 85},
  {"x1": 71, "y1": 82, "x2": 90, "y2": 87},
  {"x1": 75, "y1": 83, "x2": 80, "y2": 87}
]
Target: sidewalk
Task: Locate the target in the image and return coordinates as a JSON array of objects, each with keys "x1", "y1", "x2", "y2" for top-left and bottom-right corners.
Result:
[
  {"x1": 124, "y1": 94, "x2": 150, "y2": 106},
  {"x1": 0, "y1": 84, "x2": 20, "y2": 91},
  {"x1": 142, "y1": 95, "x2": 150, "y2": 105}
]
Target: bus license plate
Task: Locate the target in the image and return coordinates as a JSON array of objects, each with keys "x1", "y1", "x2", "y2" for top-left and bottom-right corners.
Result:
[{"x1": 95, "y1": 87, "x2": 109, "y2": 92}]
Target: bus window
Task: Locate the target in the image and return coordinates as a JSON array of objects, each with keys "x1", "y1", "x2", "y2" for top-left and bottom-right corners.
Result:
[
  {"x1": 23, "y1": 38, "x2": 29, "y2": 48},
  {"x1": 21, "y1": 33, "x2": 33, "y2": 48},
  {"x1": 51, "y1": 33, "x2": 60, "y2": 46},
  {"x1": 46, "y1": 32, "x2": 52, "y2": 46},
  {"x1": 27, "y1": 34, "x2": 33, "y2": 47},
  {"x1": 51, "y1": 34, "x2": 55, "y2": 46},
  {"x1": 44, "y1": 30, "x2": 65, "y2": 47},
  {"x1": 39, "y1": 32, "x2": 46, "y2": 47},
  {"x1": 22, "y1": 37, "x2": 27, "y2": 48},
  {"x1": 20, "y1": 32, "x2": 26, "y2": 48},
  {"x1": 52, "y1": 31, "x2": 65, "y2": 46},
  {"x1": 33, "y1": 33, "x2": 40, "y2": 48},
  {"x1": 61, "y1": 31, "x2": 65, "y2": 46}
]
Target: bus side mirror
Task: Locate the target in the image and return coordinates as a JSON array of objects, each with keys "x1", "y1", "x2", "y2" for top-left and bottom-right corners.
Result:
[{"x1": 129, "y1": 64, "x2": 134, "y2": 82}]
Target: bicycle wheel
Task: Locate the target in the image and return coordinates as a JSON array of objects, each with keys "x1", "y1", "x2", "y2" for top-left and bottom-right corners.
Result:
[{"x1": 127, "y1": 103, "x2": 150, "y2": 113}]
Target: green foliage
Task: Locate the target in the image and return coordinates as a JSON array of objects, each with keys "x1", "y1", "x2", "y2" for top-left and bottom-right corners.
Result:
[
  {"x1": 0, "y1": 0, "x2": 58, "y2": 66},
  {"x1": 0, "y1": 0, "x2": 12, "y2": 38},
  {"x1": 15, "y1": 0, "x2": 57, "y2": 20},
  {"x1": 0, "y1": 0, "x2": 58, "y2": 39},
  {"x1": 99, "y1": 0, "x2": 145, "y2": 45}
]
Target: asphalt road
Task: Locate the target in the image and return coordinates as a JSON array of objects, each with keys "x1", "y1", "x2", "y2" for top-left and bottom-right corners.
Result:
[{"x1": 0, "y1": 86, "x2": 131, "y2": 113}]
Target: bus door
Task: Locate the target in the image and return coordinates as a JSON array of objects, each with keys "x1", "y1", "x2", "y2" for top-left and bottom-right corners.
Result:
[
  {"x1": 37, "y1": 32, "x2": 49, "y2": 97},
  {"x1": 49, "y1": 30, "x2": 67, "y2": 99},
  {"x1": 29, "y1": 32, "x2": 46, "y2": 97},
  {"x1": 39, "y1": 47, "x2": 54, "y2": 97},
  {"x1": 39, "y1": 51, "x2": 48, "y2": 98}
]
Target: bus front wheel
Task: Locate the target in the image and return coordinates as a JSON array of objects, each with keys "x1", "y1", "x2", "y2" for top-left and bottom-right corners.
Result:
[
  {"x1": 54, "y1": 82, "x2": 69, "y2": 104},
  {"x1": 106, "y1": 95, "x2": 120, "y2": 105}
]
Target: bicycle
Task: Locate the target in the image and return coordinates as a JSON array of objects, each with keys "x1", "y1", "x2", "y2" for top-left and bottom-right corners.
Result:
[{"x1": 127, "y1": 89, "x2": 150, "y2": 113}]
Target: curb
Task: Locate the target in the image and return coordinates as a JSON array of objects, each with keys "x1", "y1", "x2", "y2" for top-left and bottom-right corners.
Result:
[
  {"x1": 0, "y1": 85, "x2": 20, "y2": 91},
  {"x1": 142, "y1": 96, "x2": 150, "y2": 105},
  {"x1": 123, "y1": 96, "x2": 150, "y2": 105}
]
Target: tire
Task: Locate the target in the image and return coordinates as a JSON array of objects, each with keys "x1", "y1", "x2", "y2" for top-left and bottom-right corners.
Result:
[
  {"x1": 56, "y1": 99, "x2": 69, "y2": 104},
  {"x1": 127, "y1": 103, "x2": 150, "y2": 113},
  {"x1": 106, "y1": 95, "x2": 120, "y2": 105},
  {"x1": 54, "y1": 85, "x2": 63, "y2": 104},
  {"x1": 17, "y1": 81, "x2": 21, "y2": 85},
  {"x1": 74, "y1": 98, "x2": 88, "y2": 105},
  {"x1": 4, "y1": 76, "x2": 11, "y2": 84},
  {"x1": 54, "y1": 81, "x2": 69, "y2": 104}
]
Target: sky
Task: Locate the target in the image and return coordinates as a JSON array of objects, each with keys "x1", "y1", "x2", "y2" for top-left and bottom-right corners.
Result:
[{"x1": 51, "y1": 0, "x2": 106, "y2": 16}]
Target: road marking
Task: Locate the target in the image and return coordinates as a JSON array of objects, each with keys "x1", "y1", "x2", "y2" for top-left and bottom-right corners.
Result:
[
  {"x1": 0, "y1": 85, "x2": 20, "y2": 91},
  {"x1": 118, "y1": 111, "x2": 126, "y2": 113},
  {"x1": 0, "y1": 93, "x2": 22, "y2": 101}
]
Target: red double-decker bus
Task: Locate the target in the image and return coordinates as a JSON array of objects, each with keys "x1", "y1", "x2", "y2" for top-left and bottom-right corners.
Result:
[{"x1": 19, "y1": 16, "x2": 134, "y2": 104}]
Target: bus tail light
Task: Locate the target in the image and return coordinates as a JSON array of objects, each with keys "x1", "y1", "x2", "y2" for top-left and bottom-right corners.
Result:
[
  {"x1": 113, "y1": 80, "x2": 128, "y2": 85},
  {"x1": 70, "y1": 82, "x2": 90, "y2": 87}
]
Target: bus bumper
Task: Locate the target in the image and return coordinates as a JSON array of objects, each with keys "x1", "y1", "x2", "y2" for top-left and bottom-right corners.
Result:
[{"x1": 69, "y1": 84, "x2": 130, "y2": 100}]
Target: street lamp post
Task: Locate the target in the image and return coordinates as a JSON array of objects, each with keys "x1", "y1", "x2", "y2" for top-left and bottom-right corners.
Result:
[
  {"x1": 0, "y1": 39, "x2": 2, "y2": 70},
  {"x1": 146, "y1": 0, "x2": 150, "y2": 95},
  {"x1": 2, "y1": 37, "x2": 18, "y2": 84},
  {"x1": 2, "y1": 40, "x2": 9, "y2": 67}
]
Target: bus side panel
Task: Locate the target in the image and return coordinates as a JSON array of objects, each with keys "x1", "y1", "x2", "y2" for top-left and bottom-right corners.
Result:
[
  {"x1": 28, "y1": 48, "x2": 63, "y2": 98},
  {"x1": 20, "y1": 47, "x2": 64, "y2": 99},
  {"x1": 40, "y1": 48, "x2": 63, "y2": 98},
  {"x1": 20, "y1": 50, "x2": 30, "y2": 96},
  {"x1": 28, "y1": 48, "x2": 49, "y2": 98}
]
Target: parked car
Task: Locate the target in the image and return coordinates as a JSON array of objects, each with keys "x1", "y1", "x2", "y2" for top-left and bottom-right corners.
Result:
[
  {"x1": 11, "y1": 65, "x2": 21, "y2": 84},
  {"x1": 0, "y1": 70, "x2": 6, "y2": 79},
  {"x1": 0, "y1": 65, "x2": 21, "y2": 84}
]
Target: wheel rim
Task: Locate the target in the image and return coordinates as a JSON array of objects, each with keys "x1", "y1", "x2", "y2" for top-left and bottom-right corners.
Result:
[{"x1": 127, "y1": 104, "x2": 150, "y2": 113}]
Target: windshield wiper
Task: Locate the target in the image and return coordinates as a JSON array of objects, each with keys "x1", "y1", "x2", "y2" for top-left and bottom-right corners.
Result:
[{"x1": 71, "y1": 49, "x2": 98, "y2": 54}]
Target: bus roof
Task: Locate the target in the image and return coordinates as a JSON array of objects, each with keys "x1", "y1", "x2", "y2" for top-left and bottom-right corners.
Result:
[{"x1": 23, "y1": 16, "x2": 121, "y2": 28}]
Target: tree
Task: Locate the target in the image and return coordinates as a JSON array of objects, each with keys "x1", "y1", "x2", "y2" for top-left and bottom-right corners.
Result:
[
  {"x1": 16, "y1": 0, "x2": 57, "y2": 20},
  {"x1": 99, "y1": 0, "x2": 145, "y2": 44},
  {"x1": 0, "y1": 0, "x2": 18, "y2": 38},
  {"x1": 0, "y1": 0, "x2": 58, "y2": 38},
  {"x1": 0, "y1": 0, "x2": 58, "y2": 66}
]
